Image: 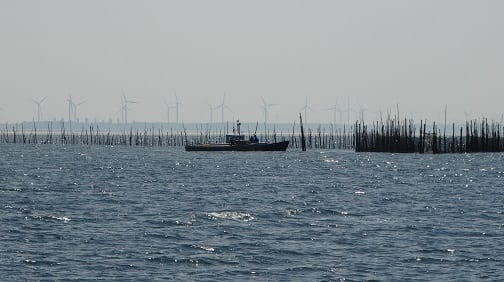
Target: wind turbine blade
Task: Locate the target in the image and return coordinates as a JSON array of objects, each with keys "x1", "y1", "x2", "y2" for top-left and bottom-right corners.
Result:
[
  {"x1": 173, "y1": 89, "x2": 178, "y2": 101},
  {"x1": 261, "y1": 96, "x2": 266, "y2": 105}
]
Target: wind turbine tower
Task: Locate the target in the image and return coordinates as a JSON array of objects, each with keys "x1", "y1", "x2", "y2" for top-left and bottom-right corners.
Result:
[
  {"x1": 261, "y1": 96, "x2": 277, "y2": 127},
  {"x1": 300, "y1": 96, "x2": 314, "y2": 124},
  {"x1": 163, "y1": 99, "x2": 175, "y2": 124},
  {"x1": 67, "y1": 95, "x2": 74, "y2": 131},
  {"x1": 207, "y1": 103, "x2": 217, "y2": 123},
  {"x1": 121, "y1": 89, "x2": 137, "y2": 124},
  {"x1": 357, "y1": 102, "x2": 368, "y2": 123},
  {"x1": 326, "y1": 98, "x2": 340, "y2": 125},
  {"x1": 345, "y1": 97, "x2": 352, "y2": 126},
  {"x1": 67, "y1": 95, "x2": 86, "y2": 131},
  {"x1": 173, "y1": 89, "x2": 181, "y2": 124},
  {"x1": 67, "y1": 95, "x2": 74, "y2": 123},
  {"x1": 73, "y1": 99, "x2": 86, "y2": 121},
  {"x1": 215, "y1": 90, "x2": 233, "y2": 123}
]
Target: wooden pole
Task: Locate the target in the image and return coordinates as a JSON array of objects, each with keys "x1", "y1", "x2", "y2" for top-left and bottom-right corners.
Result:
[{"x1": 300, "y1": 113, "x2": 306, "y2": 151}]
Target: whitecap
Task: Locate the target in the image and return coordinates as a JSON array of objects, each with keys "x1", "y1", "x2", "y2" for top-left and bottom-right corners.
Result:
[
  {"x1": 191, "y1": 245, "x2": 215, "y2": 252},
  {"x1": 207, "y1": 211, "x2": 255, "y2": 222},
  {"x1": 24, "y1": 259, "x2": 36, "y2": 263},
  {"x1": 49, "y1": 215, "x2": 71, "y2": 222}
]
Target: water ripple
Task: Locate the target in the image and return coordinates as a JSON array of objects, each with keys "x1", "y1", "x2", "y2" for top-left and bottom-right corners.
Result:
[{"x1": 1, "y1": 145, "x2": 503, "y2": 280}]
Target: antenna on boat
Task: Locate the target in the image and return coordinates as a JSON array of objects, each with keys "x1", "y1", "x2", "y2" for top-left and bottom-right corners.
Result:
[{"x1": 236, "y1": 120, "x2": 241, "y2": 136}]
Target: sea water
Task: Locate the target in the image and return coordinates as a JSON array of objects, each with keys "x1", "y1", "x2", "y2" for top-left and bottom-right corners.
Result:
[{"x1": 1, "y1": 144, "x2": 503, "y2": 280}]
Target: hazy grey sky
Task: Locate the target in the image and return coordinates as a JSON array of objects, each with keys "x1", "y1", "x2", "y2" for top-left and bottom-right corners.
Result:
[{"x1": 1, "y1": 0, "x2": 503, "y2": 124}]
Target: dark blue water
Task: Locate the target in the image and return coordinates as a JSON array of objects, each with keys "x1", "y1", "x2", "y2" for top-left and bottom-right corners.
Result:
[{"x1": 1, "y1": 144, "x2": 503, "y2": 281}]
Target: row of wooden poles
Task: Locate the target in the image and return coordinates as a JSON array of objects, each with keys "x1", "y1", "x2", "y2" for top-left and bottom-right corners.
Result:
[
  {"x1": 4, "y1": 118, "x2": 502, "y2": 153},
  {"x1": 0, "y1": 122, "x2": 355, "y2": 150},
  {"x1": 355, "y1": 117, "x2": 504, "y2": 153}
]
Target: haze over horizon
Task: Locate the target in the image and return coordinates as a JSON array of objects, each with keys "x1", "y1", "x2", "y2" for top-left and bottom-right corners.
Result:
[{"x1": 1, "y1": 1, "x2": 503, "y2": 125}]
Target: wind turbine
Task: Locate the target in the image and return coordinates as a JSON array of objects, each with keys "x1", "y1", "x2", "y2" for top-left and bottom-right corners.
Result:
[
  {"x1": 336, "y1": 97, "x2": 353, "y2": 126},
  {"x1": 66, "y1": 95, "x2": 85, "y2": 130},
  {"x1": 163, "y1": 98, "x2": 175, "y2": 124},
  {"x1": 207, "y1": 103, "x2": 218, "y2": 123},
  {"x1": 32, "y1": 96, "x2": 48, "y2": 122},
  {"x1": 215, "y1": 90, "x2": 233, "y2": 123},
  {"x1": 66, "y1": 95, "x2": 75, "y2": 131},
  {"x1": 326, "y1": 98, "x2": 340, "y2": 125},
  {"x1": 67, "y1": 95, "x2": 74, "y2": 123},
  {"x1": 356, "y1": 102, "x2": 368, "y2": 123},
  {"x1": 72, "y1": 99, "x2": 86, "y2": 121},
  {"x1": 173, "y1": 89, "x2": 181, "y2": 124},
  {"x1": 121, "y1": 89, "x2": 138, "y2": 124},
  {"x1": 299, "y1": 96, "x2": 314, "y2": 124},
  {"x1": 345, "y1": 97, "x2": 352, "y2": 125},
  {"x1": 117, "y1": 96, "x2": 125, "y2": 123},
  {"x1": 261, "y1": 96, "x2": 278, "y2": 126}
]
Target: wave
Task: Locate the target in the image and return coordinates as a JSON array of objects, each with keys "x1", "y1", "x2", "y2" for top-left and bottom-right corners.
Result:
[{"x1": 206, "y1": 211, "x2": 255, "y2": 222}]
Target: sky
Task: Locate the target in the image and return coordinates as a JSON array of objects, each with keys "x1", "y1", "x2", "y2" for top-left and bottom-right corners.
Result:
[{"x1": 1, "y1": 0, "x2": 503, "y2": 125}]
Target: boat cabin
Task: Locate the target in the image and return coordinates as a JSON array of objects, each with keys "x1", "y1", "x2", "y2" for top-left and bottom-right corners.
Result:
[{"x1": 226, "y1": 134, "x2": 245, "y2": 144}]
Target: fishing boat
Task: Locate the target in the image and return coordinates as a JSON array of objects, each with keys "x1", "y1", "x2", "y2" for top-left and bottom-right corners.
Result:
[{"x1": 184, "y1": 120, "x2": 289, "y2": 152}]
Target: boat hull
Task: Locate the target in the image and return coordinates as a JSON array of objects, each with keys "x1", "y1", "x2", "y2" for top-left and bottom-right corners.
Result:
[{"x1": 185, "y1": 141, "x2": 289, "y2": 152}]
